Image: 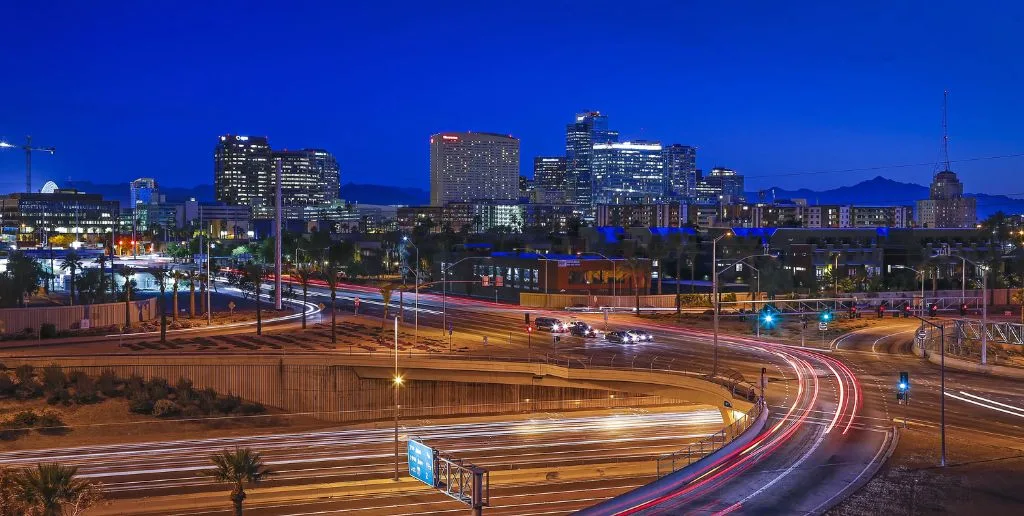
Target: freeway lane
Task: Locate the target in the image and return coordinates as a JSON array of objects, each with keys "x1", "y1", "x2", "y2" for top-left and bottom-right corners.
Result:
[{"x1": 0, "y1": 408, "x2": 722, "y2": 513}]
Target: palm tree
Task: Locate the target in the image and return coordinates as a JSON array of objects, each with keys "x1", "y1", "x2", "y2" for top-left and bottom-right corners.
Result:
[
  {"x1": 60, "y1": 251, "x2": 83, "y2": 306},
  {"x1": 186, "y1": 269, "x2": 199, "y2": 318},
  {"x1": 12, "y1": 463, "x2": 102, "y2": 516},
  {"x1": 378, "y1": 283, "x2": 395, "y2": 329},
  {"x1": 0, "y1": 465, "x2": 16, "y2": 516},
  {"x1": 206, "y1": 448, "x2": 272, "y2": 516},
  {"x1": 319, "y1": 261, "x2": 341, "y2": 343},
  {"x1": 646, "y1": 235, "x2": 669, "y2": 295},
  {"x1": 119, "y1": 266, "x2": 136, "y2": 329},
  {"x1": 243, "y1": 263, "x2": 264, "y2": 335},
  {"x1": 621, "y1": 258, "x2": 648, "y2": 314},
  {"x1": 171, "y1": 270, "x2": 183, "y2": 321},
  {"x1": 151, "y1": 267, "x2": 169, "y2": 342},
  {"x1": 295, "y1": 261, "x2": 315, "y2": 330},
  {"x1": 95, "y1": 254, "x2": 109, "y2": 302}
]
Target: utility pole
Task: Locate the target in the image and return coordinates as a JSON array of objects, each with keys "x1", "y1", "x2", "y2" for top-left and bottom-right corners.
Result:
[{"x1": 0, "y1": 136, "x2": 55, "y2": 193}]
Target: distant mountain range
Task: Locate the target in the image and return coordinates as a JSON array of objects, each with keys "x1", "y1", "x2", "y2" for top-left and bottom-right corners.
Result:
[
  {"x1": 51, "y1": 176, "x2": 1022, "y2": 218},
  {"x1": 748, "y1": 176, "x2": 1023, "y2": 218}
]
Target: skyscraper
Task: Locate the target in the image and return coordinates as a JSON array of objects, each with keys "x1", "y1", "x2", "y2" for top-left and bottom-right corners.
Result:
[
  {"x1": 565, "y1": 112, "x2": 618, "y2": 207},
  {"x1": 272, "y1": 149, "x2": 340, "y2": 207},
  {"x1": 662, "y1": 144, "x2": 697, "y2": 200},
  {"x1": 214, "y1": 135, "x2": 272, "y2": 207},
  {"x1": 591, "y1": 141, "x2": 666, "y2": 205},
  {"x1": 533, "y1": 157, "x2": 568, "y2": 204},
  {"x1": 695, "y1": 167, "x2": 745, "y2": 204},
  {"x1": 130, "y1": 178, "x2": 159, "y2": 207},
  {"x1": 430, "y1": 132, "x2": 520, "y2": 206},
  {"x1": 916, "y1": 171, "x2": 976, "y2": 227}
]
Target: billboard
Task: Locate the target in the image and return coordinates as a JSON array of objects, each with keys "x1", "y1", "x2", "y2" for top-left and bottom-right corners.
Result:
[{"x1": 407, "y1": 438, "x2": 436, "y2": 486}]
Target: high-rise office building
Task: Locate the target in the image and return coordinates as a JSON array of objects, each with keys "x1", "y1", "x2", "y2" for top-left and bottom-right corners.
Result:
[
  {"x1": 662, "y1": 144, "x2": 697, "y2": 200},
  {"x1": 591, "y1": 141, "x2": 666, "y2": 204},
  {"x1": 695, "y1": 167, "x2": 745, "y2": 204},
  {"x1": 565, "y1": 112, "x2": 618, "y2": 207},
  {"x1": 916, "y1": 171, "x2": 976, "y2": 228},
  {"x1": 430, "y1": 132, "x2": 520, "y2": 206},
  {"x1": 214, "y1": 135, "x2": 272, "y2": 207},
  {"x1": 130, "y1": 178, "x2": 159, "y2": 207},
  {"x1": 533, "y1": 157, "x2": 568, "y2": 204},
  {"x1": 272, "y1": 149, "x2": 340, "y2": 207}
]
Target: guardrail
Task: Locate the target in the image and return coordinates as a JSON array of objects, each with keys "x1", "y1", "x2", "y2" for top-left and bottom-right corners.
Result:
[{"x1": 655, "y1": 399, "x2": 763, "y2": 477}]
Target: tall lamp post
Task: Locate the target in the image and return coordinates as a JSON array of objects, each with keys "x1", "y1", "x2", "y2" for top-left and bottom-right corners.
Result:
[
  {"x1": 715, "y1": 253, "x2": 774, "y2": 357},
  {"x1": 206, "y1": 227, "x2": 214, "y2": 326},
  {"x1": 892, "y1": 265, "x2": 926, "y2": 317},
  {"x1": 577, "y1": 251, "x2": 616, "y2": 298},
  {"x1": 441, "y1": 256, "x2": 492, "y2": 334},
  {"x1": 945, "y1": 254, "x2": 989, "y2": 365},
  {"x1": 392, "y1": 315, "x2": 402, "y2": 481},
  {"x1": 402, "y1": 237, "x2": 420, "y2": 347},
  {"x1": 711, "y1": 231, "x2": 732, "y2": 377}
]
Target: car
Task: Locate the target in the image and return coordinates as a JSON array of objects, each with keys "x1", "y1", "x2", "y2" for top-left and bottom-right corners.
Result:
[
  {"x1": 606, "y1": 331, "x2": 635, "y2": 343},
  {"x1": 626, "y1": 329, "x2": 654, "y2": 342},
  {"x1": 535, "y1": 317, "x2": 568, "y2": 332},
  {"x1": 568, "y1": 322, "x2": 597, "y2": 337}
]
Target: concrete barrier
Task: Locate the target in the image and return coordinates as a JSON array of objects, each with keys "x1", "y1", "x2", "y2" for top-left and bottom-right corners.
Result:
[
  {"x1": 0, "y1": 298, "x2": 156, "y2": 333},
  {"x1": 915, "y1": 340, "x2": 1024, "y2": 380}
]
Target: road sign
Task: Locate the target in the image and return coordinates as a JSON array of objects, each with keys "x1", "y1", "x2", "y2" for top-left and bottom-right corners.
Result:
[
  {"x1": 407, "y1": 438, "x2": 436, "y2": 487},
  {"x1": 495, "y1": 275, "x2": 503, "y2": 287},
  {"x1": 818, "y1": 321, "x2": 828, "y2": 331},
  {"x1": 481, "y1": 275, "x2": 490, "y2": 287}
]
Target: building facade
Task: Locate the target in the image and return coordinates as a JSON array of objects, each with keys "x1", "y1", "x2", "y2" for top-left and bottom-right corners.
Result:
[
  {"x1": 916, "y1": 170, "x2": 977, "y2": 228},
  {"x1": 272, "y1": 149, "x2": 341, "y2": 208},
  {"x1": 695, "y1": 167, "x2": 744, "y2": 204},
  {"x1": 662, "y1": 144, "x2": 697, "y2": 200},
  {"x1": 591, "y1": 141, "x2": 666, "y2": 205},
  {"x1": 214, "y1": 135, "x2": 272, "y2": 208},
  {"x1": 565, "y1": 112, "x2": 618, "y2": 208},
  {"x1": 596, "y1": 202, "x2": 687, "y2": 227},
  {"x1": 1, "y1": 191, "x2": 120, "y2": 247},
  {"x1": 533, "y1": 157, "x2": 569, "y2": 204},
  {"x1": 430, "y1": 132, "x2": 520, "y2": 206}
]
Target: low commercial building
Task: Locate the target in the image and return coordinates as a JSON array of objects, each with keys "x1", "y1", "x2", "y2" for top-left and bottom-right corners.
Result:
[{"x1": 0, "y1": 190, "x2": 120, "y2": 247}]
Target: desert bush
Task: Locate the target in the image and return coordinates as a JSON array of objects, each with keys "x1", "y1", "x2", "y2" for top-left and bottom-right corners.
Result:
[
  {"x1": 214, "y1": 394, "x2": 242, "y2": 414},
  {"x1": 5, "y1": 410, "x2": 38, "y2": 429},
  {"x1": 39, "y1": 323, "x2": 57, "y2": 339},
  {"x1": 236, "y1": 402, "x2": 266, "y2": 415},
  {"x1": 42, "y1": 365, "x2": 67, "y2": 393},
  {"x1": 97, "y1": 369, "x2": 121, "y2": 397},
  {"x1": 36, "y1": 411, "x2": 67, "y2": 434},
  {"x1": 73, "y1": 374, "x2": 99, "y2": 403},
  {"x1": 146, "y1": 377, "x2": 170, "y2": 401},
  {"x1": 152, "y1": 399, "x2": 180, "y2": 418},
  {"x1": 14, "y1": 365, "x2": 34, "y2": 384},
  {"x1": 128, "y1": 397, "x2": 154, "y2": 415},
  {"x1": 0, "y1": 374, "x2": 14, "y2": 395}
]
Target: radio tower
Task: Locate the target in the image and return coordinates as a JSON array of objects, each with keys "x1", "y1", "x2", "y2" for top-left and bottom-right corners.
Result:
[{"x1": 940, "y1": 90, "x2": 951, "y2": 173}]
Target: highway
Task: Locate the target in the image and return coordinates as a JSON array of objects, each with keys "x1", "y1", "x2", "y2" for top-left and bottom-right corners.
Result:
[{"x1": 0, "y1": 408, "x2": 722, "y2": 515}]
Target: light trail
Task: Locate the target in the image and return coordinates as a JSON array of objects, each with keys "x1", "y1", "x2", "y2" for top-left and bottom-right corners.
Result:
[{"x1": 946, "y1": 390, "x2": 1024, "y2": 418}]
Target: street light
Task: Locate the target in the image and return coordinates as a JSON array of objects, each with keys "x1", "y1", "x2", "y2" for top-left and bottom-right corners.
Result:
[
  {"x1": 441, "y1": 256, "x2": 492, "y2": 334},
  {"x1": 711, "y1": 231, "x2": 732, "y2": 377},
  {"x1": 892, "y1": 265, "x2": 926, "y2": 318},
  {"x1": 393, "y1": 315, "x2": 402, "y2": 481},
  {"x1": 402, "y1": 236, "x2": 420, "y2": 347},
  {"x1": 941, "y1": 254, "x2": 990, "y2": 365},
  {"x1": 577, "y1": 251, "x2": 616, "y2": 298}
]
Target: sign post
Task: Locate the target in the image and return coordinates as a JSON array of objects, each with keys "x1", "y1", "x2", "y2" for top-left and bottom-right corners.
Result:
[{"x1": 406, "y1": 438, "x2": 489, "y2": 514}]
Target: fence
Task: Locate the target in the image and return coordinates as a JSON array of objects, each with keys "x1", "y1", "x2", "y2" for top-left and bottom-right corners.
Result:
[
  {"x1": 0, "y1": 298, "x2": 157, "y2": 334},
  {"x1": 918, "y1": 320, "x2": 1024, "y2": 368},
  {"x1": 520, "y1": 293, "x2": 757, "y2": 310},
  {"x1": 655, "y1": 399, "x2": 764, "y2": 477}
]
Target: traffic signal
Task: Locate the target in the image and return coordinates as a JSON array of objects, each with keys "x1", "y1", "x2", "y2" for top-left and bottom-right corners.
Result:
[
  {"x1": 960, "y1": 303, "x2": 968, "y2": 316},
  {"x1": 903, "y1": 303, "x2": 912, "y2": 318},
  {"x1": 819, "y1": 309, "x2": 832, "y2": 323},
  {"x1": 897, "y1": 371, "x2": 909, "y2": 401},
  {"x1": 928, "y1": 303, "x2": 938, "y2": 317},
  {"x1": 849, "y1": 305, "x2": 858, "y2": 319},
  {"x1": 525, "y1": 313, "x2": 531, "y2": 324},
  {"x1": 759, "y1": 308, "x2": 778, "y2": 329}
]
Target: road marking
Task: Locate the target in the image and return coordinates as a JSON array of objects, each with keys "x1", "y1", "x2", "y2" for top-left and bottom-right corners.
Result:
[{"x1": 946, "y1": 391, "x2": 1024, "y2": 418}]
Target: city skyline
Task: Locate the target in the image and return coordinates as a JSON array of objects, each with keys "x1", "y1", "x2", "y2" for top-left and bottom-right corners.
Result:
[{"x1": 3, "y1": 3, "x2": 1024, "y2": 195}]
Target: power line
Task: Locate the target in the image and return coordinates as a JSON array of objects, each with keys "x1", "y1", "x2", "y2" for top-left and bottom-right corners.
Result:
[{"x1": 744, "y1": 151, "x2": 1024, "y2": 180}]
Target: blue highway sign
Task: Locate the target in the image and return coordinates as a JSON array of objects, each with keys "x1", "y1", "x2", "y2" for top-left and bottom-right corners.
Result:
[{"x1": 407, "y1": 438, "x2": 436, "y2": 486}]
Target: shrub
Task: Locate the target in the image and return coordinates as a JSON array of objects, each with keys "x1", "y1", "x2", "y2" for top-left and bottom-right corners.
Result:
[
  {"x1": 180, "y1": 404, "x2": 204, "y2": 419},
  {"x1": 36, "y1": 411, "x2": 67, "y2": 434},
  {"x1": 6, "y1": 410, "x2": 38, "y2": 428},
  {"x1": 175, "y1": 377, "x2": 194, "y2": 398},
  {"x1": 14, "y1": 379, "x2": 43, "y2": 400},
  {"x1": 235, "y1": 402, "x2": 266, "y2": 415},
  {"x1": 214, "y1": 394, "x2": 241, "y2": 414},
  {"x1": 46, "y1": 388, "x2": 72, "y2": 405},
  {"x1": 14, "y1": 365, "x2": 34, "y2": 385},
  {"x1": 97, "y1": 369, "x2": 121, "y2": 397},
  {"x1": 124, "y1": 375, "x2": 145, "y2": 399},
  {"x1": 73, "y1": 374, "x2": 99, "y2": 404},
  {"x1": 146, "y1": 377, "x2": 170, "y2": 401},
  {"x1": 39, "y1": 323, "x2": 57, "y2": 339},
  {"x1": 0, "y1": 374, "x2": 14, "y2": 395},
  {"x1": 128, "y1": 397, "x2": 154, "y2": 414},
  {"x1": 151, "y1": 399, "x2": 180, "y2": 418},
  {"x1": 42, "y1": 365, "x2": 67, "y2": 393}
]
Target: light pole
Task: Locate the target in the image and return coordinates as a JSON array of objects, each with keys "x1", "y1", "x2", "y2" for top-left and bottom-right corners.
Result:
[
  {"x1": 916, "y1": 316, "x2": 947, "y2": 467},
  {"x1": 893, "y1": 265, "x2": 926, "y2": 317},
  {"x1": 441, "y1": 256, "x2": 492, "y2": 334},
  {"x1": 393, "y1": 315, "x2": 402, "y2": 481},
  {"x1": 716, "y1": 254, "x2": 773, "y2": 348},
  {"x1": 206, "y1": 227, "x2": 213, "y2": 326},
  {"x1": 711, "y1": 232, "x2": 732, "y2": 377},
  {"x1": 945, "y1": 254, "x2": 989, "y2": 365},
  {"x1": 832, "y1": 252, "x2": 840, "y2": 296},
  {"x1": 577, "y1": 251, "x2": 616, "y2": 298},
  {"x1": 402, "y1": 237, "x2": 420, "y2": 347}
]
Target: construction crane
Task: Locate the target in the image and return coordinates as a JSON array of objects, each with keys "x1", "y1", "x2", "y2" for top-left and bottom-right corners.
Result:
[{"x1": 0, "y1": 135, "x2": 56, "y2": 193}]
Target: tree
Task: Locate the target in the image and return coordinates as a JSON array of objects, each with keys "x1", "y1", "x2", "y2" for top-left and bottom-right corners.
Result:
[
  {"x1": 119, "y1": 266, "x2": 136, "y2": 329},
  {"x1": 186, "y1": 269, "x2": 199, "y2": 319},
  {"x1": 620, "y1": 258, "x2": 648, "y2": 314},
  {"x1": 378, "y1": 283, "x2": 396, "y2": 329},
  {"x1": 0, "y1": 252, "x2": 45, "y2": 308},
  {"x1": 206, "y1": 448, "x2": 272, "y2": 516},
  {"x1": 12, "y1": 463, "x2": 102, "y2": 516},
  {"x1": 94, "y1": 254, "x2": 109, "y2": 302},
  {"x1": 295, "y1": 261, "x2": 315, "y2": 330},
  {"x1": 319, "y1": 261, "x2": 341, "y2": 343},
  {"x1": 151, "y1": 267, "x2": 169, "y2": 342},
  {"x1": 242, "y1": 263, "x2": 264, "y2": 335},
  {"x1": 59, "y1": 251, "x2": 83, "y2": 306},
  {"x1": 645, "y1": 234, "x2": 670, "y2": 295},
  {"x1": 170, "y1": 270, "x2": 183, "y2": 321}
]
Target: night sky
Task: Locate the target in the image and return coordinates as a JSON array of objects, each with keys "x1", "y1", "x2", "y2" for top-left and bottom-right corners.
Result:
[{"x1": 2, "y1": 1, "x2": 1023, "y2": 195}]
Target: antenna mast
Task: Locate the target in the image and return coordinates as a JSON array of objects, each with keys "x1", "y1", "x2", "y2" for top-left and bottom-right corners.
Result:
[{"x1": 941, "y1": 90, "x2": 951, "y2": 172}]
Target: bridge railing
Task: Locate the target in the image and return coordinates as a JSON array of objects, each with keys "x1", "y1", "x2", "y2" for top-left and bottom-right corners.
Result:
[{"x1": 655, "y1": 399, "x2": 764, "y2": 478}]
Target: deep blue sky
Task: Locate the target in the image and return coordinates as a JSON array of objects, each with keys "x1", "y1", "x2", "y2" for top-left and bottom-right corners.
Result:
[{"x1": 2, "y1": 1, "x2": 1023, "y2": 195}]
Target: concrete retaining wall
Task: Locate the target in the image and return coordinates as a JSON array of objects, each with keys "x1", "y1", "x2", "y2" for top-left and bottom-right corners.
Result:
[{"x1": 0, "y1": 298, "x2": 157, "y2": 333}]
